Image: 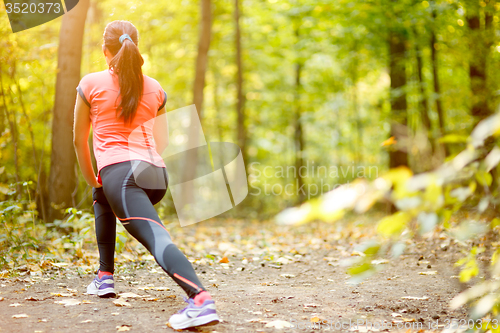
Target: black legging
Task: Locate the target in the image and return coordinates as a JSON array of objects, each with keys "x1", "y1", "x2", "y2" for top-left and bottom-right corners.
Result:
[{"x1": 92, "y1": 160, "x2": 205, "y2": 298}]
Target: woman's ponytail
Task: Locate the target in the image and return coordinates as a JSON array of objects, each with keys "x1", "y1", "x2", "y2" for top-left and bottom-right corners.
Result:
[{"x1": 103, "y1": 21, "x2": 144, "y2": 123}]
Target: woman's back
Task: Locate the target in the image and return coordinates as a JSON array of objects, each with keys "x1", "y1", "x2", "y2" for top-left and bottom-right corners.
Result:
[{"x1": 77, "y1": 69, "x2": 167, "y2": 174}]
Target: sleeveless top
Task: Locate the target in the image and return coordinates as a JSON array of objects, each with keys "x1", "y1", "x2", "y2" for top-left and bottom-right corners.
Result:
[{"x1": 76, "y1": 69, "x2": 167, "y2": 184}]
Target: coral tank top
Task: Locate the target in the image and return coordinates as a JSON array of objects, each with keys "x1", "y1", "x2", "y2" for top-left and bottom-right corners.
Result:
[{"x1": 76, "y1": 69, "x2": 167, "y2": 184}]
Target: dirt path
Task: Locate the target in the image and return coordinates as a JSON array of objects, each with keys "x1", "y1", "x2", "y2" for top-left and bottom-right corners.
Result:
[{"x1": 0, "y1": 220, "x2": 469, "y2": 332}]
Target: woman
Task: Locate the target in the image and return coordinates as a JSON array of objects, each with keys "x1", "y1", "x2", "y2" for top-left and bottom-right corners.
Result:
[{"x1": 73, "y1": 20, "x2": 219, "y2": 330}]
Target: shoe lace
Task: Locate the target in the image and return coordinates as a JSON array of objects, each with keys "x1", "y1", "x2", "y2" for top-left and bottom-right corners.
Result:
[{"x1": 178, "y1": 297, "x2": 195, "y2": 314}]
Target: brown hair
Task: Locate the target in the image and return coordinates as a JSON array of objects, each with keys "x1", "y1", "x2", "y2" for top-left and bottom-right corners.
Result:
[{"x1": 103, "y1": 20, "x2": 144, "y2": 123}]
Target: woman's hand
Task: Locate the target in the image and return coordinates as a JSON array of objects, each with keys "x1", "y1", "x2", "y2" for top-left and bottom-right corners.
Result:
[{"x1": 91, "y1": 178, "x2": 103, "y2": 189}]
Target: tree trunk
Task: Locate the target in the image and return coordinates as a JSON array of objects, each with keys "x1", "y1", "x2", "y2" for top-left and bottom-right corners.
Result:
[
  {"x1": 183, "y1": 0, "x2": 212, "y2": 207},
  {"x1": 350, "y1": 46, "x2": 363, "y2": 165},
  {"x1": 48, "y1": 0, "x2": 89, "y2": 221},
  {"x1": 294, "y1": 22, "x2": 305, "y2": 203},
  {"x1": 0, "y1": 73, "x2": 21, "y2": 198},
  {"x1": 430, "y1": 24, "x2": 448, "y2": 156},
  {"x1": 193, "y1": 0, "x2": 212, "y2": 118},
  {"x1": 294, "y1": 61, "x2": 305, "y2": 204},
  {"x1": 466, "y1": 1, "x2": 493, "y2": 123},
  {"x1": 235, "y1": 0, "x2": 247, "y2": 167},
  {"x1": 388, "y1": 30, "x2": 408, "y2": 168},
  {"x1": 414, "y1": 41, "x2": 431, "y2": 136}
]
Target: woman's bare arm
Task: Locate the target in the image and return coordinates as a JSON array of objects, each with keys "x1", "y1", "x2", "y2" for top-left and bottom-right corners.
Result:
[
  {"x1": 73, "y1": 94, "x2": 102, "y2": 188},
  {"x1": 153, "y1": 106, "x2": 169, "y2": 156}
]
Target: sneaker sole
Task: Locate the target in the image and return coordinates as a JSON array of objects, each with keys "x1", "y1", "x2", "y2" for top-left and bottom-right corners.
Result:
[
  {"x1": 87, "y1": 286, "x2": 116, "y2": 298},
  {"x1": 98, "y1": 288, "x2": 116, "y2": 298},
  {"x1": 170, "y1": 314, "x2": 220, "y2": 330}
]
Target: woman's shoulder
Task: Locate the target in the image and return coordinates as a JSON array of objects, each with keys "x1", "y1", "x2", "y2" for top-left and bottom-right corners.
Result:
[
  {"x1": 143, "y1": 74, "x2": 163, "y2": 89},
  {"x1": 79, "y1": 70, "x2": 111, "y2": 85}
]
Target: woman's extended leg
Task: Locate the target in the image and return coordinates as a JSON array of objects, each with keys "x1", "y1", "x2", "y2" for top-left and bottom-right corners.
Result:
[
  {"x1": 100, "y1": 161, "x2": 219, "y2": 329},
  {"x1": 100, "y1": 161, "x2": 206, "y2": 298}
]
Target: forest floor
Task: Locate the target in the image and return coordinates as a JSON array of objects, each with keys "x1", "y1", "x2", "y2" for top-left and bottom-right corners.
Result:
[{"x1": 0, "y1": 218, "x2": 476, "y2": 333}]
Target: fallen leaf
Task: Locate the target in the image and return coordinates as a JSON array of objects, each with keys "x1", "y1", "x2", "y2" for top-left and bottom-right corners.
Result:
[
  {"x1": 401, "y1": 296, "x2": 429, "y2": 300},
  {"x1": 12, "y1": 314, "x2": 29, "y2": 319},
  {"x1": 113, "y1": 299, "x2": 131, "y2": 307},
  {"x1": 111, "y1": 313, "x2": 120, "y2": 316},
  {"x1": 143, "y1": 297, "x2": 158, "y2": 301},
  {"x1": 118, "y1": 292, "x2": 143, "y2": 298},
  {"x1": 51, "y1": 292, "x2": 74, "y2": 297},
  {"x1": 55, "y1": 299, "x2": 81, "y2": 307},
  {"x1": 391, "y1": 313, "x2": 402, "y2": 317},
  {"x1": 154, "y1": 287, "x2": 170, "y2": 291},
  {"x1": 51, "y1": 263, "x2": 69, "y2": 267},
  {"x1": 310, "y1": 316, "x2": 321, "y2": 323},
  {"x1": 137, "y1": 286, "x2": 153, "y2": 290},
  {"x1": 371, "y1": 259, "x2": 389, "y2": 265},
  {"x1": 280, "y1": 274, "x2": 295, "y2": 278},
  {"x1": 0, "y1": 297, "x2": 3, "y2": 301},
  {"x1": 419, "y1": 271, "x2": 437, "y2": 275},
  {"x1": 82, "y1": 300, "x2": 93, "y2": 304},
  {"x1": 219, "y1": 257, "x2": 229, "y2": 263},
  {"x1": 81, "y1": 319, "x2": 92, "y2": 323},
  {"x1": 25, "y1": 296, "x2": 44, "y2": 301},
  {"x1": 9, "y1": 303, "x2": 22, "y2": 307},
  {"x1": 245, "y1": 318, "x2": 262, "y2": 323},
  {"x1": 265, "y1": 320, "x2": 293, "y2": 329},
  {"x1": 304, "y1": 303, "x2": 320, "y2": 308},
  {"x1": 116, "y1": 325, "x2": 131, "y2": 331}
]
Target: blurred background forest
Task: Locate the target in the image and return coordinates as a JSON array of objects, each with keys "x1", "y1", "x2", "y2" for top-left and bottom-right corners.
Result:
[{"x1": 0, "y1": 0, "x2": 500, "y2": 231}]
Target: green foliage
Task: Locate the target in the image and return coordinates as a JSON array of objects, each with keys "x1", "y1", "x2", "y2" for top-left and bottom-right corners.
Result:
[
  {"x1": 0, "y1": 181, "x2": 99, "y2": 272},
  {"x1": 455, "y1": 246, "x2": 484, "y2": 283},
  {"x1": 277, "y1": 111, "x2": 500, "y2": 329}
]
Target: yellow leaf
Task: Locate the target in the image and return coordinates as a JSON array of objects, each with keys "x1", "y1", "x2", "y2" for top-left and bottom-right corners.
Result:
[
  {"x1": 219, "y1": 257, "x2": 229, "y2": 263},
  {"x1": 381, "y1": 136, "x2": 397, "y2": 146}
]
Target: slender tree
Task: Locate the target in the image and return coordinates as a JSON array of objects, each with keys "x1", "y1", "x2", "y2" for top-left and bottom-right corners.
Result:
[
  {"x1": 183, "y1": 0, "x2": 212, "y2": 207},
  {"x1": 293, "y1": 20, "x2": 305, "y2": 204},
  {"x1": 0, "y1": 73, "x2": 21, "y2": 198},
  {"x1": 430, "y1": 19, "x2": 448, "y2": 156},
  {"x1": 193, "y1": 0, "x2": 212, "y2": 117},
  {"x1": 235, "y1": 0, "x2": 248, "y2": 167},
  {"x1": 48, "y1": 0, "x2": 90, "y2": 220},
  {"x1": 388, "y1": 29, "x2": 409, "y2": 168},
  {"x1": 466, "y1": 0, "x2": 494, "y2": 123}
]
